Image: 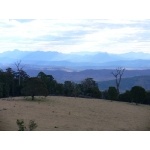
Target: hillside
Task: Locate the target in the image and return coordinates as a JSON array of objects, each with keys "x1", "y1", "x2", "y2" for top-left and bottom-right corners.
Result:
[
  {"x1": 98, "y1": 76, "x2": 150, "y2": 92},
  {"x1": 0, "y1": 96, "x2": 150, "y2": 131}
]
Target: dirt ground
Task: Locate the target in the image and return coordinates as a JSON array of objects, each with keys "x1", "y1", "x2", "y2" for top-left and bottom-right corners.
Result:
[{"x1": 0, "y1": 96, "x2": 150, "y2": 131}]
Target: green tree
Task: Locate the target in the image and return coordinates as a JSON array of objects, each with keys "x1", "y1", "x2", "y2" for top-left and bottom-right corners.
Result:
[
  {"x1": 0, "y1": 70, "x2": 10, "y2": 97},
  {"x1": 119, "y1": 90, "x2": 131, "y2": 102},
  {"x1": 101, "y1": 90, "x2": 109, "y2": 100},
  {"x1": 37, "y1": 72, "x2": 57, "y2": 95},
  {"x1": 145, "y1": 91, "x2": 150, "y2": 105},
  {"x1": 14, "y1": 69, "x2": 29, "y2": 96},
  {"x1": 63, "y1": 81, "x2": 74, "y2": 96},
  {"x1": 55, "y1": 83, "x2": 64, "y2": 95},
  {"x1": 130, "y1": 86, "x2": 146, "y2": 105},
  {"x1": 21, "y1": 77, "x2": 48, "y2": 100},
  {"x1": 0, "y1": 83, "x2": 3, "y2": 98},
  {"x1": 3, "y1": 83, "x2": 9, "y2": 97},
  {"x1": 81, "y1": 78, "x2": 101, "y2": 98},
  {"x1": 108, "y1": 86, "x2": 118, "y2": 101},
  {"x1": 72, "y1": 83, "x2": 81, "y2": 97},
  {"x1": 5, "y1": 67, "x2": 15, "y2": 96}
]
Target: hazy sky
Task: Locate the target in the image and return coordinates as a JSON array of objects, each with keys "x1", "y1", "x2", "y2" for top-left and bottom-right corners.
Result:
[{"x1": 0, "y1": 0, "x2": 150, "y2": 54}]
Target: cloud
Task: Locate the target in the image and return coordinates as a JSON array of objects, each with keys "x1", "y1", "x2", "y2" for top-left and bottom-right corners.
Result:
[{"x1": 0, "y1": 19, "x2": 150, "y2": 54}]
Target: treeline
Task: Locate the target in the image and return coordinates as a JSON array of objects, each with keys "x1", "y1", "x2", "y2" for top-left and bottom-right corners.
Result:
[
  {"x1": 0, "y1": 67, "x2": 150, "y2": 105},
  {"x1": 0, "y1": 68, "x2": 29, "y2": 97},
  {"x1": 0, "y1": 68, "x2": 101, "y2": 100},
  {"x1": 102, "y1": 86, "x2": 150, "y2": 105}
]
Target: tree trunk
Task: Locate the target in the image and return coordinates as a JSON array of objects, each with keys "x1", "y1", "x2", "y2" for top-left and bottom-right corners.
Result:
[{"x1": 32, "y1": 94, "x2": 34, "y2": 100}]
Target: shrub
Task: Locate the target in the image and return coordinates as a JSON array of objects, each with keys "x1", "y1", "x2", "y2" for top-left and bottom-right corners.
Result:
[
  {"x1": 28, "y1": 120, "x2": 38, "y2": 131},
  {"x1": 130, "y1": 86, "x2": 146, "y2": 105},
  {"x1": 108, "y1": 86, "x2": 118, "y2": 100},
  {"x1": 119, "y1": 90, "x2": 131, "y2": 102},
  {"x1": 16, "y1": 119, "x2": 26, "y2": 131},
  {"x1": 16, "y1": 119, "x2": 37, "y2": 131}
]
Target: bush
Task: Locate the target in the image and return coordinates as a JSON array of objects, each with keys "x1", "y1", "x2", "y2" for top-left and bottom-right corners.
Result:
[
  {"x1": 145, "y1": 91, "x2": 150, "y2": 105},
  {"x1": 28, "y1": 120, "x2": 38, "y2": 131},
  {"x1": 119, "y1": 90, "x2": 131, "y2": 102},
  {"x1": 16, "y1": 119, "x2": 26, "y2": 131},
  {"x1": 130, "y1": 86, "x2": 146, "y2": 104},
  {"x1": 16, "y1": 119, "x2": 37, "y2": 131},
  {"x1": 108, "y1": 87, "x2": 118, "y2": 100}
]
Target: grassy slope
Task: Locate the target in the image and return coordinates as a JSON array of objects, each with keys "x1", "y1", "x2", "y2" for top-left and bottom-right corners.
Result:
[{"x1": 0, "y1": 96, "x2": 150, "y2": 131}]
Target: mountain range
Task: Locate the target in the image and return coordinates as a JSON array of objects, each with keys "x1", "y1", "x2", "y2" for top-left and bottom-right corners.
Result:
[
  {"x1": 0, "y1": 49, "x2": 150, "y2": 70},
  {"x1": 22, "y1": 69, "x2": 150, "y2": 83}
]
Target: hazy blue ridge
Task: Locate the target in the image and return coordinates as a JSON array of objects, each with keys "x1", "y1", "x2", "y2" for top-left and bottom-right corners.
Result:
[
  {"x1": 0, "y1": 50, "x2": 150, "y2": 70},
  {"x1": 98, "y1": 76, "x2": 150, "y2": 92}
]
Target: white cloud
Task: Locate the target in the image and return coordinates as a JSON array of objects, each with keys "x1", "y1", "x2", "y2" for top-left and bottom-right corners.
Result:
[{"x1": 0, "y1": 19, "x2": 150, "y2": 54}]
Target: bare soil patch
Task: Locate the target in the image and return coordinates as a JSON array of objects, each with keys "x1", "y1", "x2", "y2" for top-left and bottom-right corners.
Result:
[{"x1": 0, "y1": 96, "x2": 150, "y2": 131}]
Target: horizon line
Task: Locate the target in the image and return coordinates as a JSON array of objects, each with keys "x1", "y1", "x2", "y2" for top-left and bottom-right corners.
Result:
[{"x1": 0, "y1": 49, "x2": 150, "y2": 55}]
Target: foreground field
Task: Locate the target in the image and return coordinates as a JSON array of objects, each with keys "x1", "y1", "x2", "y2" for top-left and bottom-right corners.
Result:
[{"x1": 0, "y1": 96, "x2": 150, "y2": 131}]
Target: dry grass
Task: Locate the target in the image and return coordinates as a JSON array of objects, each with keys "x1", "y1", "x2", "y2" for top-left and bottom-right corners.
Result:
[{"x1": 0, "y1": 96, "x2": 150, "y2": 131}]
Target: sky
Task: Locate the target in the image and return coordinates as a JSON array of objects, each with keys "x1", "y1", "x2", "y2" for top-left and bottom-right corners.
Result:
[{"x1": 0, "y1": 0, "x2": 150, "y2": 54}]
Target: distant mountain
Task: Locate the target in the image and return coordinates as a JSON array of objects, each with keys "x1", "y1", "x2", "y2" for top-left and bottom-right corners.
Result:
[
  {"x1": 119, "y1": 52, "x2": 150, "y2": 60},
  {"x1": 24, "y1": 69, "x2": 150, "y2": 83},
  {"x1": 98, "y1": 59, "x2": 150, "y2": 69},
  {"x1": 0, "y1": 50, "x2": 150, "y2": 70},
  {"x1": 98, "y1": 76, "x2": 150, "y2": 92}
]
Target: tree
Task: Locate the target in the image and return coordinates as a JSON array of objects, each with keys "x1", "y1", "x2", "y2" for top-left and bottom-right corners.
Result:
[
  {"x1": 130, "y1": 86, "x2": 146, "y2": 105},
  {"x1": 0, "y1": 70, "x2": 4, "y2": 97},
  {"x1": 37, "y1": 72, "x2": 57, "y2": 95},
  {"x1": 5, "y1": 67, "x2": 15, "y2": 96},
  {"x1": 15, "y1": 60, "x2": 25, "y2": 86},
  {"x1": 14, "y1": 61, "x2": 29, "y2": 96},
  {"x1": 91, "y1": 86, "x2": 102, "y2": 98},
  {"x1": 63, "y1": 81, "x2": 74, "y2": 96},
  {"x1": 108, "y1": 86, "x2": 118, "y2": 101},
  {"x1": 3, "y1": 83, "x2": 9, "y2": 97},
  {"x1": 101, "y1": 90, "x2": 109, "y2": 100},
  {"x1": 145, "y1": 91, "x2": 150, "y2": 105},
  {"x1": 0, "y1": 70, "x2": 10, "y2": 97},
  {"x1": 112, "y1": 67, "x2": 125, "y2": 95},
  {"x1": 0, "y1": 83, "x2": 3, "y2": 98},
  {"x1": 119, "y1": 90, "x2": 131, "y2": 102},
  {"x1": 55, "y1": 83, "x2": 64, "y2": 95},
  {"x1": 81, "y1": 78, "x2": 101, "y2": 98},
  {"x1": 21, "y1": 77, "x2": 48, "y2": 100},
  {"x1": 14, "y1": 69, "x2": 29, "y2": 96},
  {"x1": 72, "y1": 83, "x2": 81, "y2": 97}
]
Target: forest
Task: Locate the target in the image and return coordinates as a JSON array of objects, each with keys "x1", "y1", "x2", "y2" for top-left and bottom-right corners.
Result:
[{"x1": 0, "y1": 66, "x2": 150, "y2": 105}]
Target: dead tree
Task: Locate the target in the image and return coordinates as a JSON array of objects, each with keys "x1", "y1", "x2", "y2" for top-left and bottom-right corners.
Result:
[
  {"x1": 111, "y1": 67, "x2": 125, "y2": 94},
  {"x1": 15, "y1": 60, "x2": 25, "y2": 86}
]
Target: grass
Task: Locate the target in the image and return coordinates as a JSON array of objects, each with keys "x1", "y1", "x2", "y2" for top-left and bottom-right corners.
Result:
[
  {"x1": 23, "y1": 96, "x2": 47, "y2": 101},
  {"x1": 0, "y1": 96, "x2": 150, "y2": 131}
]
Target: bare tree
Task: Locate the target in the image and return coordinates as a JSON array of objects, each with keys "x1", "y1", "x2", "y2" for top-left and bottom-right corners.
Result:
[
  {"x1": 15, "y1": 60, "x2": 25, "y2": 86},
  {"x1": 111, "y1": 67, "x2": 125, "y2": 94}
]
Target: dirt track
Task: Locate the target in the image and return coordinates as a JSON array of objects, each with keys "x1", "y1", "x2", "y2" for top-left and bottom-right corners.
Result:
[{"x1": 0, "y1": 96, "x2": 150, "y2": 131}]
